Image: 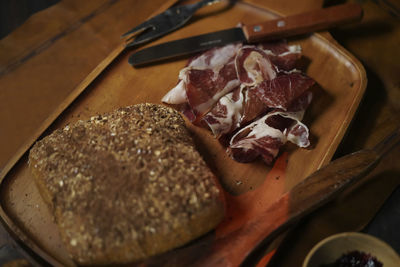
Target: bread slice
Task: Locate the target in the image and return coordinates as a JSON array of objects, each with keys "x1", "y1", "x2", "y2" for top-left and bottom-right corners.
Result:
[{"x1": 29, "y1": 103, "x2": 224, "y2": 265}]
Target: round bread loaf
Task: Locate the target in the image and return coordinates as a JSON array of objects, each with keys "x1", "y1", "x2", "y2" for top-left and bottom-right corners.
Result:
[{"x1": 29, "y1": 103, "x2": 224, "y2": 265}]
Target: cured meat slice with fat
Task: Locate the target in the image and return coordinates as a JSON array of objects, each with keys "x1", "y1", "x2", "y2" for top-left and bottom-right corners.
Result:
[
  {"x1": 202, "y1": 72, "x2": 314, "y2": 139},
  {"x1": 202, "y1": 85, "x2": 271, "y2": 138},
  {"x1": 228, "y1": 109, "x2": 311, "y2": 164},
  {"x1": 228, "y1": 87, "x2": 313, "y2": 164},
  {"x1": 202, "y1": 46, "x2": 279, "y2": 137},
  {"x1": 258, "y1": 40, "x2": 302, "y2": 71},
  {"x1": 162, "y1": 40, "x2": 315, "y2": 165},
  {"x1": 202, "y1": 86, "x2": 245, "y2": 137},
  {"x1": 253, "y1": 72, "x2": 315, "y2": 110},
  {"x1": 235, "y1": 46, "x2": 277, "y2": 86},
  {"x1": 162, "y1": 44, "x2": 242, "y2": 123},
  {"x1": 185, "y1": 62, "x2": 239, "y2": 121}
]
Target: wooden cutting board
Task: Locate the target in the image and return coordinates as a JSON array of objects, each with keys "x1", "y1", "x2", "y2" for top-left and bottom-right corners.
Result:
[{"x1": 0, "y1": 0, "x2": 366, "y2": 266}]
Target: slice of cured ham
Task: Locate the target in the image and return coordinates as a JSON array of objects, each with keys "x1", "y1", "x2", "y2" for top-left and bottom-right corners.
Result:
[
  {"x1": 202, "y1": 86, "x2": 245, "y2": 137},
  {"x1": 162, "y1": 39, "x2": 315, "y2": 165},
  {"x1": 202, "y1": 85, "x2": 271, "y2": 138},
  {"x1": 162, "y1": 43, "x2": 242, "y2": 123},
  {"x1": 228, "y1": 110, "x2": 310, "y2": 164},
  {"x1": 257, "y1": 40, "x2": 302, "y2": 71},
  {"x1": 185, "y1": 62, "x2": 239, "y2": 118},
  {"x1": 253, "y1": 72, "x2": 315, "y2": 110},
  {"x1": 235, "y1": 46, "x2": 277, "y2": 86},
  {"x1": 201, "y1": 73, "x2": 314, "y2": 138},
  {"x1": 202, "y1": 46, "x2": 280, "y2": 137}
]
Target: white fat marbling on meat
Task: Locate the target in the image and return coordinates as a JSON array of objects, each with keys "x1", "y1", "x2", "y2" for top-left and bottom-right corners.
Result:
[
  {"x1": 230, "y1": 113, "x2": 284, "y2": 147},
  {"x1": 163, "y1": 44, "x2": 241, "y2": 106},
  {"x1": 189, "y1": 44, "x2": 241, "y2": 71},
  {"x1": 287, "y1": 44, "x2": 302, "y2": 54},
  {"x1": 162, "y1": 80, "x2": 187, "y2": 104},
  {"x1": 196, "y1": 79, "x2": 240, "y2": 113},
  {"x1": 287, "y1": 124, "x2": 309, "y2": 147},
  {"x1": 258, "y1": 44, "x2": 301, "y2": 56},
  {"x1": 238, "y1": 49, "x2": 277, "y2": 86},
  {"x1": 279, "y1": 69, "x2": 302, "y2": 75},
  {"x1": 206, "y1": 86, "x2": 245, "y2": 136},
  {"x1": 277, "y1": 111, "x2": 309, "y2": 147},
  {"x1": 229, "y1": 109, "x2": 310, "y2": 151}
]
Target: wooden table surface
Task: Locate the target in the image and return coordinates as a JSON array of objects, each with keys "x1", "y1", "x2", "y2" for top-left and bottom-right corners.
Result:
[{"x1": 0, "y1": 0, "x2": 399, "y2": 266}]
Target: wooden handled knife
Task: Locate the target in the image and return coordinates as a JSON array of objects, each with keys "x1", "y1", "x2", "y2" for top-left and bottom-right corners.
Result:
[{"x1": 129, "y1": 3, "x2": 362, "y2": 66}]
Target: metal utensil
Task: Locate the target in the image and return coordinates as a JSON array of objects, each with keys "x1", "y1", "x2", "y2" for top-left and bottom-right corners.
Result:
[
  {"x1": 122, "y1": 0, "x2": 221, "y2": 48},
  {"x1": 129, "y1": 3, "x2": 363, "y2": 66}
]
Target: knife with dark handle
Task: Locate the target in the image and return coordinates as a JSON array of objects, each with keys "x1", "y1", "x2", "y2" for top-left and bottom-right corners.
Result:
[{"x1": 129, "y1": 3, "x2": 362, "y2": 66}]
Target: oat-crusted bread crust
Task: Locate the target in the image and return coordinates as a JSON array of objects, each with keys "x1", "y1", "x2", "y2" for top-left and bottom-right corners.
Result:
[{"x1": 29, "y1": 103, "x2": 224, "y2": 265}]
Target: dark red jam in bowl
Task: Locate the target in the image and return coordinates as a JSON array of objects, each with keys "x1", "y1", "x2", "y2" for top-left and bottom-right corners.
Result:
[{"x1": 321, "y1": 250, "x2": 383, "y2": 267}]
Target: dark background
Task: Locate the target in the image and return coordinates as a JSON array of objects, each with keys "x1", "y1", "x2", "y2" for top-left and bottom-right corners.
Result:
[{"x1": 0, "y1": 0, "x2": 59, "y2": 39}]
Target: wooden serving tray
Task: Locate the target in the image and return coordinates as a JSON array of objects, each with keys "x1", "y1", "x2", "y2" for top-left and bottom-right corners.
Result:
[{"x1": 0, "y1": 1, "x2": 366, "y2": 266}]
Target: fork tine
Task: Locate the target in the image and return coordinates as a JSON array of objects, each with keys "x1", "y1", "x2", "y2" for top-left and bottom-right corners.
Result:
[
  {"x1": 121, "y1": 4, "x2": 172, "y2": 39},
  {"x1": 124, "y1": 28, "x2": 157, "y2": 48},
  {"x1": 121, "y1": 0, "x2": 178, "y2": 39},
  {"x1": 123, "y1": 0, "x2": 222, "y2": 46},
  {"x1": 124, "y1": 26, "x2": 153, "y2": 42},
  {"x1": 121, "y1": 20, "x2": 153, "y2": 38},
  {"x1": 125, "y1": 18, "x2": 177, "y2": 48}
]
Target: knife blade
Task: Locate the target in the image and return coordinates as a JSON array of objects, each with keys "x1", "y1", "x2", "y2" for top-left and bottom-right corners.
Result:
[{"x1": 129, "y1": 3, "x2": 363, "y2": 66}]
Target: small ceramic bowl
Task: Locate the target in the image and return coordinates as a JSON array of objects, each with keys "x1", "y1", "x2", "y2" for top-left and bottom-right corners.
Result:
[{"x1": 303, "y1": 232, "x2": 400, "y2": 267}]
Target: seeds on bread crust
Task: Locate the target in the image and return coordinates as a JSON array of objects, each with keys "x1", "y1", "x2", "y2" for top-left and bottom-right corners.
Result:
[{"x1": 29, "y1": 103, "x2": 224, "y2": 265}]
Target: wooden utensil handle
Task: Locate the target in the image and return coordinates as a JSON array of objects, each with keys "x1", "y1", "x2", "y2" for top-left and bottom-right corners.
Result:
[
  {"x1": 243, "y1": 127, "x2": 400, "y2": 266},
  {"x1": 242, "y1": 3, "x2": 363, "y2": 43}
]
